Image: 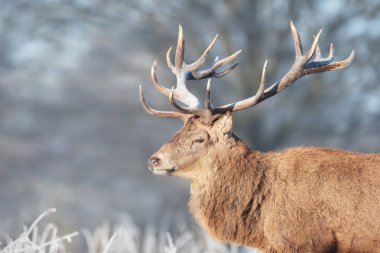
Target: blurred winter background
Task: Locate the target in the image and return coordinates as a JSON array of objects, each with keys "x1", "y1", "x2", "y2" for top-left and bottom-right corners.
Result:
[{"x1": 0, "y1": 0, "x2": 379, "y2": 252}]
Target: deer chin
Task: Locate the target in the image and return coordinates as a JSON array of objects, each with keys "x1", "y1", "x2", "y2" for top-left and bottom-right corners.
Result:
[{"x1": 150, "y1": 166, "x2": 176, "y2": 176}]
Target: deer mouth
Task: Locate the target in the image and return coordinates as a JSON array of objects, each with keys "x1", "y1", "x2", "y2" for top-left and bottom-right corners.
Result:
[{"x1": 149, "y1": 166, "x2": 176, "y2": 176}]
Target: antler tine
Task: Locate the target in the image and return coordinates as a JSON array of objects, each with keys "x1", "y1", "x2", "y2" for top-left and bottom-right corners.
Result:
[
  {"x1": 175, "y1": 25, "x2": 185, "y2": 71},
  {"x1": 314, "y1": 42, "x2": 334, "y2": 62},
  {"x1": 315, "y1": 44, "x2": 322, "y2": 60},
  {"x1": 169, "y1": 87, "x2": 191, "y2": 114},
  {"x1": 305, "y1": 43, "x2": 335, "y2": 69},
  {"x1": 187, "y1": 34, "x2": 219, "y2": 71},
  {"x1": 212, "y1": 62, "x2": 239, "y2": 78},
  {"x1": 151, "y1": 60, "x2": 171, "y2": 96},
  {"x1": 290, "y1": 20, "x2": 303, "y2": 58},
  {"x1": 191, "y1": 49, "x2": 242, "y2": 80},
  {"x1": 168, "y1": 87, "x2": 208, "y2": 118},
  {"x1": 139, "y1": 85, "x2": 188, "y2": 120},
  {"x1": 328, "y1": 43, "x2": 334, "y2": 60},
  {"x1": 214, "y1": 60, "x2": 267, "y2": 113},
  {"x1": 166, "y1": 47, "x2": 175, "y2": 73},
  {"x1": 314, "y1": 41, "x2": 323, "y2": 61},
  {"x1": 303, "y1": 28, "x2": 323, "y2": 64},
  {"x1": 205, "y1": 79, "x2": 212, "y2": 111}
]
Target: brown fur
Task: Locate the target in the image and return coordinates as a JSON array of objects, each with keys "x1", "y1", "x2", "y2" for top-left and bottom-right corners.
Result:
[{"x1": 148, "y1": 114, "x2": 380, "y2": 252}]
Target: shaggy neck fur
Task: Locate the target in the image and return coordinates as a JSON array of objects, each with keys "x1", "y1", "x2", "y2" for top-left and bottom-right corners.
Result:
[{"x1": 184, "y1": 135, "x2": 272, "y2": 248}]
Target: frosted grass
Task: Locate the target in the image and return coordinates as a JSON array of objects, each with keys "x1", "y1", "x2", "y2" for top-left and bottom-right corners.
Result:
[
  {"x1": 0, "y1": 208, "x2": 78, "y2": 253},
  {"x1": 1, "y1": 209, "x2": 259, "y2": 253}
]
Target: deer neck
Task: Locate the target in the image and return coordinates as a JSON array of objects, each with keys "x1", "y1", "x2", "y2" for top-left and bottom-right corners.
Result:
[{"x1": 188, "y1": 136, "x2": 270, "y2": 246}]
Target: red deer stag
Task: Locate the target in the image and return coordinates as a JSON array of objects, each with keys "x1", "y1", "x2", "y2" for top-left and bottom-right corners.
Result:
[{"x1": 139, "y1": 22, "x2": 380, "y2": 252}]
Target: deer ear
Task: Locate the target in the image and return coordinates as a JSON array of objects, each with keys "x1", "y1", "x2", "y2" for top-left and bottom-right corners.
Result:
[{"x1": 212, "y1": 112, "x2": 233, "y2": 136}]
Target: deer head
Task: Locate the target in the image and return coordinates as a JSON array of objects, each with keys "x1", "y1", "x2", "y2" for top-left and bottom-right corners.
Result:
[{"x1": 139, "y1": 22, "x2": 354, "y2": 177}]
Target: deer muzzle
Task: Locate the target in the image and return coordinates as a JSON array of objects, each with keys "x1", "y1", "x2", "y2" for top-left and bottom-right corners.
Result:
[{"x1": 148, "y1": 154, "x2": 176, "y2": 176}]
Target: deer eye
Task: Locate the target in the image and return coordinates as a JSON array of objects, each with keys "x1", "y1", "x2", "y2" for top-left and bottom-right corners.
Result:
[{"x1": 194, "y1": 138, "x2": 205, "y2": 144}]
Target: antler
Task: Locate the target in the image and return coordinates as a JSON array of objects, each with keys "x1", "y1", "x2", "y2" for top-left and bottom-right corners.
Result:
[
  {"x1": 213, "y1": 21, "x2": 355, "y2": 113},
  {"x1": 140, "y1": 22, "x2": 355, "y2": 123},
  {"x1": 140, "y1": 25, "x2": 241, "y2": 121}
]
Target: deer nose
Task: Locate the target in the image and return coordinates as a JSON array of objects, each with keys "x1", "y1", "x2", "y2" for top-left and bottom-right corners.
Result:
[{"x1": 148, "y1": 157, "x2": 161, "y2": 168}]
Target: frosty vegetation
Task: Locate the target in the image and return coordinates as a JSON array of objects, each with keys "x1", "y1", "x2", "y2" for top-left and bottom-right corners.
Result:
[
  {"x1": 0, "y1": 209, "x2": 259, "y2": 253},
  {"x1": 0, "y1": 209, "x2": 78, "y2": 253}
]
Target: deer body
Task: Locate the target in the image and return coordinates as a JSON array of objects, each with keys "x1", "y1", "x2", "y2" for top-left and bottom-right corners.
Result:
[
  {"x1": 139, "y1": 23, "x2": 380, "y2": 252},
  {"x1": 186, "y1": 138, "x2": 380, "y2": 252}
]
